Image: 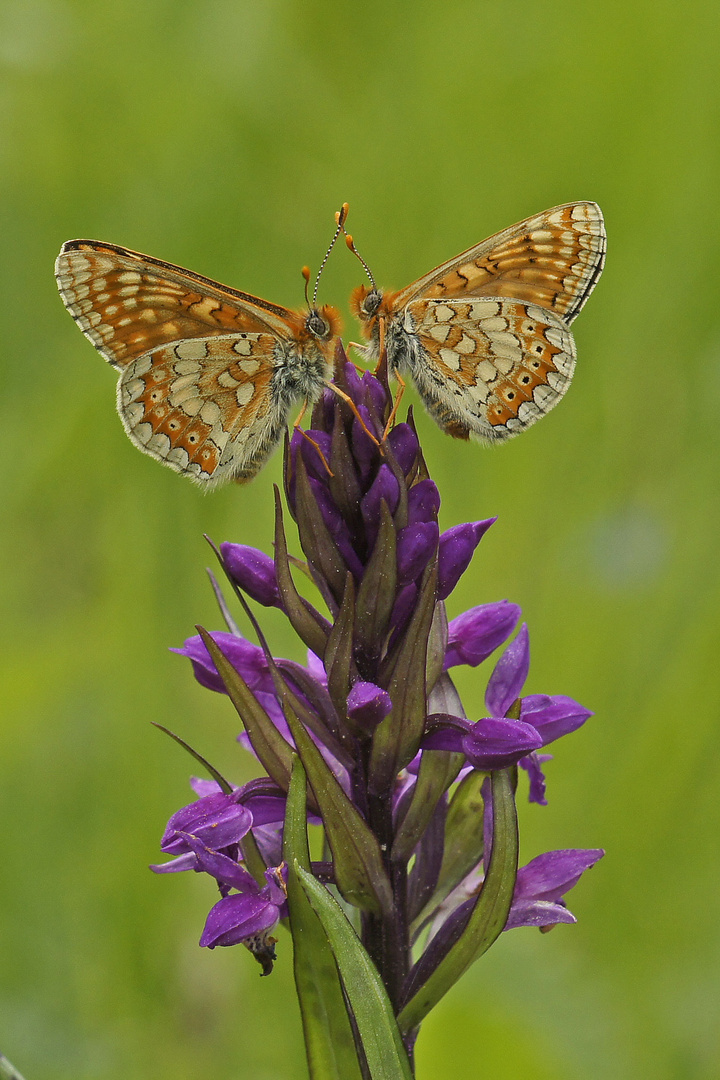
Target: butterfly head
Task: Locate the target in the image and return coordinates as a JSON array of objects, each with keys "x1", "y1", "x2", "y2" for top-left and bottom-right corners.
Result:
[
  {"x1": 305, "y1": 305, "x2": 342, "y2": 343},
  {"x1": 350, "y1": 283, "x2": 391, "y2": 341}
]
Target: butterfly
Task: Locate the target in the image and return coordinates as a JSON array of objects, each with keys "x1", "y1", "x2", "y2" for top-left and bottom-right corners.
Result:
[
  {"x1": 348, "y1": 202, "x2": 605, "y2": 441},
  {"x1": 55, "y1": 233, "x2": 344, "y2": 487}
]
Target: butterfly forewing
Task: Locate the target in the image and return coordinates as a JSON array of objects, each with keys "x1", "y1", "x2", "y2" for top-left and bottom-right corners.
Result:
[
  {"x1": 394, "y1": 202, "x2": 605, "y2": 325},
  {"x1": 403, "y1": 297, "x2": 576, "y2": 441},
  {"x1": 55, "y1": 241, "x2": 298, "y2": 369}
]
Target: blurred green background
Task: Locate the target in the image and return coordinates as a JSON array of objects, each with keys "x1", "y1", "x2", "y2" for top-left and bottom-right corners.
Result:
[{"x1": 1, "y1": 0, "x2": 719, "y2": 1076}]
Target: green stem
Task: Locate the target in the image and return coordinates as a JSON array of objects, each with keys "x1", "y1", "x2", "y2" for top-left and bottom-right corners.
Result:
[{"x1": 0, "y1": 1053, "x2": 28, "y2": 1080}]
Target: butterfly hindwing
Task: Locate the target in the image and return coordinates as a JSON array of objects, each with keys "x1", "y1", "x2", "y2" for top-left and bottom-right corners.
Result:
[
  {"x1": 399, "y1": 297, "x2": 577, "y2": 442},
  {"x1": 118, "y1": 334, "x2": 284, "y2": 486}
]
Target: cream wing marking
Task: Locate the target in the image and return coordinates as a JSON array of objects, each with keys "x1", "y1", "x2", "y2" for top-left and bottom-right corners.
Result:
[
  {"x1": 55, "y1": 240, "x2": 303, "y2": 370},
  {"x1": 393, "y1": 202, "x2": 606, "y2": 323},
  {"x1": 117, "y1": 334, "x2": 283, "y2": 487},
  {"x1": 55, "y1": 239, "x2": 340, "y2": 485},
  {"x1": 400, "y1": 297, "x2": 577, "y2": 442}
]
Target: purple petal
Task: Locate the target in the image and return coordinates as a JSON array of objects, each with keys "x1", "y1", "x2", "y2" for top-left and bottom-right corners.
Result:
[
  {"x1": 239, "y1": 793, "x2": 287, "y2": 826},
  {"x1": 149, "y1": 852, "x2": 198, "y2": 874},
  {"x1": 180, "y1": 833, "x2": 259, "y2": 891},
  {"x1": 252, "y1": 822, "x2": 284, "y2": 867},
  {"x1": 514, "y1": 848, "x2": 604, "y2": 903},
  {"x1": 504, "y1": 899, "x2": 577, "y2": 931},
  {"x1": 521, "y1": 694, "x2": 593, "y2": 745},
  {"x1": 306, "y1": 650, "x2": 328, "y2": 686},
  {"x1": 361, "y1": 369, "x2": 390, "y2": 420},
  {"x1": 200, "y1": 892, "x2": 280, "y2": 949},
  {"x1": 386, "y1": 423, "x2": 419, "y2": 475},
  {"x1": 309, "y1": 479, "x2": 364, "y2": 578},
  {"x1": 347, "y1": 681, "x2": 393, "y2": 731},
  {"x1": 389, "y1": 583, "x2": 417, "y2": 635},
  {"x1": 263, "y1": 865, "x2": 289, "y2": 907},
  {"x1": 407, "y1": 479, "x2": 440, "y2": 525},
  {"x1": 299, "y1": 429, "x2": 333, "y2": 482},
  {"x1": 189, "y1": 777, "x2": 227, "y2": 798},
  {"x1": 160, "y1": 793, "x2": 252, "y2": 855},
  {"x1": 437, "y1": 519, "x2": 496, "y2": 600},
  {"x1": 461, "y1": 716, "x2": 542, "y2": 770},
  {"x1": 220, "y1": 543, "x2": 281, "y2": 608},
  {"x1": 361, "y1": 465, "x2": 400, "y2": 538},
  {"x1": 351, "y1": 405, "x2": 382, "y2": 480},
  {"x1": 172, "y1": 632, "x2": 271, "y2": 694},
  {"x1": 444, "y1": 601, "x2": 521, "y2": 669},
  {"x1": 396, "y1": 522, "x2": 439, "y2": 585},
  {"x1": 421, "y1": 728, "x2": 466, "y2": 753},
  {"x1": 519, "y1": 752, "x2": 552, "y2": 805},
  {"x1": 485, "y1": 624, "x2": 530, "y2": 717}
]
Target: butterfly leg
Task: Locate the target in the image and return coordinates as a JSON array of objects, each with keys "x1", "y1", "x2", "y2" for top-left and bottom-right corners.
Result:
[
  {"x1": 324, "y1": 381, "x2": 383, "y2": 450},
  {"x1": 346, "y1": 341, "x2": 371, "y2": 369},
  {"x1": 293, "y1": 401, "x2": 334, "y2": 477},
  {"x1": 383, "y1": 372, "x2": 406, "y2": 439}
]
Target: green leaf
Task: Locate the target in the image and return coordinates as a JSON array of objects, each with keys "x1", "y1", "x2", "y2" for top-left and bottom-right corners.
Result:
[
  {"x1": 281, "y1": 696, "x2": 393, "y2": 915},
  {"x1": 409, "y1": 768, "x2": 486, "y2": 933},
  {"x1": 328, "y1": 407, "x2": 363, "y2": 520},
  {"x1": 370, "y1": 558, "x2": 438, "y2": 794},
  {"x1": 391, "y1": 748, "x2": 463, "y2": 863},
  {"x1": 269, "y1": 659, "x2": 350, "y2": 768},
  {"x1": 324, "y1": 572, "x2": 356, "y2": 721},
  {"x1": 296, "y1": 864, "x2": 414, "y2": 1080},
  {"x1": 151, "y1": 722, "x2": 234, "y2": 794},
  {"x1": 397, "y1": 768, "x2": 518, "y2": 1034},
  {"x1": 354, "y1": 501, "x2": 397, "y2": 666},
  {"x1": 424, "y1": 600, "x2": 448, "y2": 694},
  {"x1": 284, "y1": 759, "x2": 364, "y2": 1080},
  {"x1": 277, "y1": 659, "x2": 348, "y2": 756},
  {"x1": 293, "y1": 449, "x2": 348, "y2": 607},
  {"x1": 197, "y1": 627, "x2": 295, "y2": 794},
  {"x1": 273, "y1": 488, "x2": 331, "y2": 660}
]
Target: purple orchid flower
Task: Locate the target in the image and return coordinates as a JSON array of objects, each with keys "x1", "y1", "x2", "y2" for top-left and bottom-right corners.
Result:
[
  {"x1": 506, "y1": 849, "x2": 605, "y2": 930},
  {"x1": 156, "y1": 351, "x2": 603, "y2": 1051}
]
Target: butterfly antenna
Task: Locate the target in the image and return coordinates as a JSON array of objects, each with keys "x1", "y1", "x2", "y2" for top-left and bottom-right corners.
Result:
[
  {"x1": 311, "y1": 202, "x2": 350, "y2": 308},
  {"x1": 342, "y1": 225, "x2": 377, "y2": 291},
  {"x1": 301, "y1": 265, "x2": 312, "y2": 308}
]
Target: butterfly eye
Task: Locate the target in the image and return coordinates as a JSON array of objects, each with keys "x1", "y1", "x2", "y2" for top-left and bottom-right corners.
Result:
[
  {"x1": 362, "y1": 290, "x2": 382, "y2": 318},
  {"x1": 306, "y1": 311, "x2": 330, "y2": 339}
]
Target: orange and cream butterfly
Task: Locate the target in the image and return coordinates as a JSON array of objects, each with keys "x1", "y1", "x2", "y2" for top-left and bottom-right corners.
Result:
[
  {"x1": 348, "y1": 202, "x2": 605, "y2": 441},
  {"x1": 55, "y1": 219, "x2": 345, "y2": 487}
]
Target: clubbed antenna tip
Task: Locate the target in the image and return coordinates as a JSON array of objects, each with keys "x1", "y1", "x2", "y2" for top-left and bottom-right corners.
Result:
[{"x1": 311, "y1": 203, "x2": 350, "y2": 308}]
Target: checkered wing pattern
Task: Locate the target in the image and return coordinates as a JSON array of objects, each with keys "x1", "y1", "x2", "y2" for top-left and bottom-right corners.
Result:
[
  {"x1": 352, "y1": 202, "x2": 604, "y2": 442},
  {"x1": 403, "y1": 297, "x2": 576, "y2": 441},
  {"x1": 395, "y1": 202, "x2": 605, "y2": 324},
  {"x1": 56, "y1": 240, "x2": 338, "y2": 485}
]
